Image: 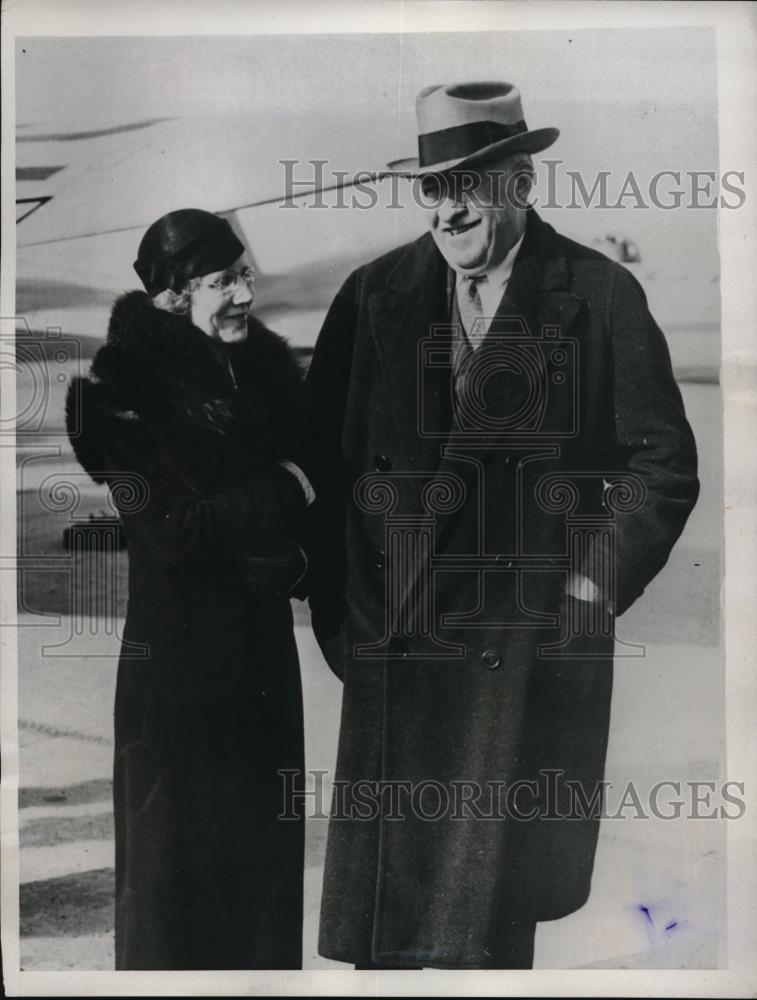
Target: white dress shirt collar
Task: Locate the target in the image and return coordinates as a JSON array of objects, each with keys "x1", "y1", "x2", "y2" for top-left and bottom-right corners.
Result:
[
  {"x1": 455, "y1": 231, "x2": 525, "y2": 322},
  {"x1": 479, "y1": 231, "x2": 525, "y2": 289}
]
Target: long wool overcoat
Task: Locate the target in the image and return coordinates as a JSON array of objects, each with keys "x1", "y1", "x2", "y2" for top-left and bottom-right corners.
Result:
[
  {"x1": 66, "y1": 291, "x2": 308, "y2": 970},
  {"x1": 306, "y1": 209, "x2": 699, "y2": 968}
]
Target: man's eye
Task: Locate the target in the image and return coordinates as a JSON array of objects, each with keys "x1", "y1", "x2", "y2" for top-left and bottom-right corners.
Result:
[{"x1": 421, "y1": 178, "x2": 442, "y2": 201}]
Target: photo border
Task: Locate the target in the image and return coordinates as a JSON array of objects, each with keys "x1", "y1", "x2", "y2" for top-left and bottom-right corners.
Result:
[{"x1": 1, "y1": 1, "x2": 755, "y2": 996}]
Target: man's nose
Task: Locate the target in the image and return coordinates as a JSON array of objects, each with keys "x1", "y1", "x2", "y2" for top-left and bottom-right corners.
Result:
[
  {"x1": 435, "y1": 195, "x2": 468, "y2": 225},
  {"x1": 233, "y1": 280, "x2": 254, "y2": 306}
]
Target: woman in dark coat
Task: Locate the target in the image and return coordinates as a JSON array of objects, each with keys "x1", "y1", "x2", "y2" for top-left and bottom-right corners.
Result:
[{"x1": 66, "y1": 209, "x2": 309, "y2": 970}]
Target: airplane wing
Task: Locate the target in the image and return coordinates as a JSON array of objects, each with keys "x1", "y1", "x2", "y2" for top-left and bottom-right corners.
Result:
[
  {"x1": 15, "y1": 114, "x2": 425, "y2": 349},
  {"x1": 16, "y1": 113, "x2": 719, "y2": 379},
  {"x1": 16, "y1": 114, "x2": 396, "y2": 247}
]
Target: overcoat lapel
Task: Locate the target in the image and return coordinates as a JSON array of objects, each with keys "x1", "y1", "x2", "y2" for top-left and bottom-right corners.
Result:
[
  {"x1": 431, "y1": 211, "x2": 585, "y2": 533},
  {"x1": 367, "y1": 234, "x2": 452, "y2": 485},
  {"x1": 367, "y1": 213, "x2": 586, "y2": 618}
]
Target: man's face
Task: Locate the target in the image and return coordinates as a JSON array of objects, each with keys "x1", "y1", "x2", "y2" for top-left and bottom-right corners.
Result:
[
  {"x1": 189, "y1": 253, "x2": 255, "y2": 343},
  {"x1": 421, "y1": 162, "x2": 528, "y2": 275}
]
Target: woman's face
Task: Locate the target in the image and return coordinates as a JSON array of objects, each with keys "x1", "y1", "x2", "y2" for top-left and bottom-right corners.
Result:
[{"x1": 189, "y1": 253, "x2": 255, "y2": 343}]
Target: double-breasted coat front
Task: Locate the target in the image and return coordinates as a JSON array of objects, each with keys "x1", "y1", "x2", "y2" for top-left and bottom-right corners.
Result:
[
  {"x1": 67, "y1": 292, "x2": 308, "y2": 970},
  {"x1": 306, "y1": 209, "x2": 699, "y2": 968}
]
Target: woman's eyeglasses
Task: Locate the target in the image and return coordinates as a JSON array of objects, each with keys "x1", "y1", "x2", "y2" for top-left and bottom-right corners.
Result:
[{"x1": 207, "y1": 266, "x2": 256, "y2": 293}]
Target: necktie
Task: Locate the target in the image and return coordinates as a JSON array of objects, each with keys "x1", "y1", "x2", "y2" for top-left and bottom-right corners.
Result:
[
  {"x1": 451, "y1": 275, "x2": 487, "y2": 418},
  {"x1": 458, "y1": 274, "x2": 488, "y2": 350}
]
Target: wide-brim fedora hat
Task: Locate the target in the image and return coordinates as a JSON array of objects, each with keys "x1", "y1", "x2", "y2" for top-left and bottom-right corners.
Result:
[{"x1": 386, "y1": 81, "x2": 559, "y2": 176}]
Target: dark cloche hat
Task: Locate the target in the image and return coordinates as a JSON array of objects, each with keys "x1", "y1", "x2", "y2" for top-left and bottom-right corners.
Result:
[{"x1": 134, "y1": 208, "x2": 245, "y2": 296}]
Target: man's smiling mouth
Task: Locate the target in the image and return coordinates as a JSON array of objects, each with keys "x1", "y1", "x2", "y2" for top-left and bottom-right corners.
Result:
[{"x1": 444, "y1": 219, "x2": 481, "y2": 237}]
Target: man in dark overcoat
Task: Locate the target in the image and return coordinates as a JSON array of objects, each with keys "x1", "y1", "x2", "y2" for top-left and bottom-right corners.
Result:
[{"x1": 306, "y1": 81, "x2": 699, "y2": 969}]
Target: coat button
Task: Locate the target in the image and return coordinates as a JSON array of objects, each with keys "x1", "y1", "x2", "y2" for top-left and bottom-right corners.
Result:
[
  {"x1": 481, "y1": 649, "x2": 501, "y2": 670},
  {"x1": 374, "y1": 454, "x2": 392, "y2": 473},
  {"x1": 375, "y1": 549, "x2": 385, "y2": 569}
]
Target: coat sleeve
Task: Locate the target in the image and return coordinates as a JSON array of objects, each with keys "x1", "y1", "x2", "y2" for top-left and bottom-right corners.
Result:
[
  {"x1": 582, "y1": 265, "x2": 700, "y2": 615},
  {"x1": 104, "y1": 422, "x2": 308, "y2": 597},
  {"x1": 303, "y1": 271, "x2": 360, "y2": 674}
]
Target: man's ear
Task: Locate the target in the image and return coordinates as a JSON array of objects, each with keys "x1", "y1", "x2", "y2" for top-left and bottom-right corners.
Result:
[
  {"x1": 501, "y1": 161, "x2": 534, "y2": 210},
  {"x1": 512, "y1": 168, "x2": 534, "y2": 207}
]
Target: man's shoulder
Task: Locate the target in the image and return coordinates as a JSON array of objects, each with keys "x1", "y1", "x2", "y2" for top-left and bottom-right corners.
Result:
[
  {"x1": 347, "y1": 232, "x2": 437, "y2": 289},
  {"x1": 540, "y1": 217, "x2": 624, "y2": 272},
  {"x1": 538, "y1": 216, "x2": 644, "y2": 301}
]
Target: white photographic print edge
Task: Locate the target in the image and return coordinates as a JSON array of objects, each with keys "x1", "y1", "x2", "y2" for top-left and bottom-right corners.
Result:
[{"x1": 1, "y1": 1, "x2": 755, "y2": 996}]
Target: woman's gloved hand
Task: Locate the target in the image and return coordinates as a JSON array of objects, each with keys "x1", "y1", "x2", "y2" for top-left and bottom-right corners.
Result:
[{"x1": 239, "y1": 539, "x2": 308, "y2": 598}]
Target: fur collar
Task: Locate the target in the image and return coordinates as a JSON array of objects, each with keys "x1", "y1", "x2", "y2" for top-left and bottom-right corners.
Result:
[{"x1": 67, "y1": 290, "x2": 304, "y2": 485}]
